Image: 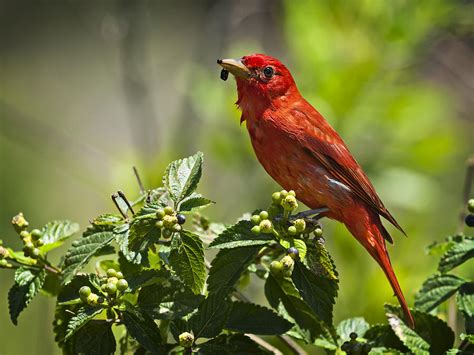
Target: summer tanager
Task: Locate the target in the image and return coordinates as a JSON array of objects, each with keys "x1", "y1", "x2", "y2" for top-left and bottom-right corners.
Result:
[{"x1": 218, "y1": 54, "x2": 414, "y2": 327}]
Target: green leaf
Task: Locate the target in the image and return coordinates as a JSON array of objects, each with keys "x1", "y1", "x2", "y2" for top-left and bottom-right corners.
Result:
[
  {"x1": 163, "y1": 151, "x2": 203, "y2": 204},
  {"x1": 209, "y1": 220, "x2": 273, "y2": 249},
  {"x1": 179, "y1": 193, "x2": 214, "y2": 213},
  {"x1": 189, "y1": 292, "x2": 232, "y2": 339},
  {"x1": 61, "y1": 228, "x2": 115, "y2": 284},
  {"x1": 198, "y1": 334, "x2": 269, "y2": 354},
  {"x1": 265, "y1": 274, "x2": 329, "y2": 341},
  {"x1": 293, "y1": 239, "x2": 307, "y2": 260},
  {"x1": 336, "y1": 317, "x2": 370, "y2": 342},
  {"x1": 414, "y1": 274, "x2": 465, "y2": 312},
  {"x1": 314, "y1": 337, "x2": 338, "y2": 350},
  {"x1": 364, "y1": 324, "x2": 408, "y2": 351},
  {"x1": 40, "y1": 220, "x2": 80, "y2": 253},
  {"x1": 438, "y1": 236, "x2": 474, "y2": 273},
  {"x1": 225, "y1": 301, "x2": 292, "y2": 335},
  {"x1": 305, "y1": 242, "x2": 338, "y2": 280},
  {"x1": 138, "y1": 281, "x2": 203, "y2": 320},
  {"x1": 127, "y1": 215, "x2": 160, "y2": 265},
  {"x1": 426, "y1": 235, "x2": 464, "y2": 256},
  {"x1": 207, "y1": 246, "x2": 260, "y2": 294},
  {"x1": 385, "y1": 304, "x2": 455, "y2": 354},
  {"x1": 65, "y1": 306, "x2": 105, "y2": 340},
  {"x1": 122, "y1": 307, "x2": 163, "y2": 353},
  {"x1": 457, "y1": 282, "x2": 473, "y2": 317},
  {"x1": 8, "y1": 267, "x2": 46, "y2": 325},
  {"x1": 169, "y1": 231, "x2": 205, "y2": 294},
  {"x1": 291, "y1": 260, "x2": 338, "y2": 326},
  {"x1": 72, "y1": 321, "x2": 116, "y2": 355}
]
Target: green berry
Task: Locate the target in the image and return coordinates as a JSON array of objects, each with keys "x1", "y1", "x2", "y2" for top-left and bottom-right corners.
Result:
[
  {"x1": 176, "y1": 214, "x2": 186, "y2": 225},
  {"x1": 259, "y1": 219, "x2": 273, "y2": 233},
  {"x1": 156, "y1": 208, "x2": 165, "y2": 219},
  {"x1": 270, "y1": 260, "x2": 284, "y2": 276},
  {"x1": 251, "y1": 225, "x2": 261, "y2": 234},
  {"x1": 79, "y1": 286, "x2": 92, "y2": 300},
  {"x1": 87, "y1": 293, "x2": 99, "y2": 305},
  {"x1": 101, "y1": 284, "x2": 108, "y2": 292},
  {"x1": 280, "y1": 255, "x2": 295, "y2": 276},
  {"x1": 294, "y1": 219, "x2": 306, "y2": 232},
  {"x1": 162, "y1": 228, "x2": 173, "y2": 239},
  {"x1": 259, "y1": 210, "x2": 269, "y2": 220},
  {"x1": 281, "y1": 195, "x2": 298, "y2": 211},
  {"x1": 250, "y1": 214, "x2": 261, "y2": 225},
  {"x1": 173, "y1": 224, "x2": 182, "y2": 232},
  {"x1": 0, "y1": 259, "x2": 8, "y2": 267},
  {"x1": 104, "y1": 283, "x2": 117, "y2": 295},
  {"x1": 156, "y1": 220, "x2": 164, "y2": 228},
  {"x1": 164, "y1": 206, "x2": 174, "y2": 215},
  {"x1": 288, "y1": 226, "x2": 297, "y2": 235},
  {"x1": 314, "y1": 228, "x2": 323, "y2": 237},
  {"x1": 116, "y1": 271, "x2": 124, "y2": 279},
  {"x1": 280, "y1": 190, "x2": 288, "y2": 198},
  {"x1": 288, "y1": 190, "x2": 296, "y2": 197},
  {"x1": 117, "y1": 279, "x2": 129, "y2": 291},
  {"x1": 24, "y1": 242, "x2": 34, "y2": 251},
  {"x1": 31, "y1": 229, "x2": 42, "y2": 240},
  {"x1": 271, "y1": 192, "x2": 282, "y2": 204},
  {"x1": 36, "y1": 239, "x2": 44, "y2": 246},
  {"x1": 163, "y1": 214, "x2": 178, "y2": 228},
  {"x1": 107, "y1": 277, "x2": 118, "y2": 285},
  {"x1": 106, "y1": 268, "x2": 117, "y2": 278},
  {"x1": 31, "y1": 248, "x2": 40, "y2": 259},
  {"x1": 467, "y1": 199, "x2": 474, "y2": 213},
  {"x1": 20, "y1": 230, "x2": 30, "y2": 239},
  {"x1": 179, "y1": 332, "x2": 194, "y2": 348}
]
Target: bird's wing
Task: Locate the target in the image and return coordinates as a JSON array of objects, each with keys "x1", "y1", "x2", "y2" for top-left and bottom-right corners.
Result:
[{"x1": 289, "y1": 105, "x2": 406, "y2": 239}]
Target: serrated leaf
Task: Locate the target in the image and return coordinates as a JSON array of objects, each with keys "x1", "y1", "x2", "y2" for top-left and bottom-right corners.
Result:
[
  {"x1": 91, "y1": 214, "x2": 124, "y2": 226},
  {"x1": 292, "y1": 260, "x2": 338, "y2": 326},
  {"x1": 127, "y1": 216, "x2": 160, "y2": 265},
  {"x1": 73, "y1": 321, "x2": 116, "y2": 355},
  {"x1": 179, "y1": 193, "x2": 214, "y2": 213},
  {"x1": 457, "y1": 282, "x2": 474, "y2": 317},
  {"x1": 225, "y1": 301, "x2": 292, "y2": 335},
  {"x1": 138, "y1": 281, "x2": 203, "y2": 320},
  {"x1": 426, "y1": 235, "x2": 464, "y2": 256},
  {"x1": 209, "y1": 220, "x2": 273, "y2": 249},
  {"x1": 414, "y1": 274, "x2": 465, "y2": 312},
  {"x1": 364, "y1": 324, "x2": 408, "y2": 352},
  {"x1": 61, "y1": 229, "x2": 115, "y2": 285},
  {"x1": 58, "y1": 274, "x2": 101, "y2": 305},
  {"x1": 65, "y1": 306, "x2": 105, "y2": 340},
  {"x1": 8, "y1": 267, "x2": 46, "y2": 325},
  {"x1": 169, "y1": 231, "x2": 205, "y2": 294},
  {"x1": 198, "y1": 334, "x2": 269, "y2": 354},
  {"x1": 385, "y1": 304, "x2": 454, "y2": 354},
  {"x1": 207, "y1": 246, "x2": 260, "y2": 294},
  {"x1": 306, "y1": 242, "x2": 338, "y2": 280},
  {"x1": 314, "y1": 337, "x2": 338, "y2": 350},
  {"x1": 122, "y1": 307, "x2": 163, "y2": 353},
  {"x1": 163, "y1": 152, "x2": 203, "y2": 204},
  {"x1": 438, "y1": 236, "x2": 474, "y2": 273},
  {"x1": 40, "y1": 220, "x2": 80, "y2": 253},
  {"x1": 265, "y1": 274, "x2": 330, "y2": 341},
  {"x1": 189, "y1": 292, "x2": 232, "y2": 339},
  {"x1": 336, "y1": 317, "x2": 369, "y2": 341}
]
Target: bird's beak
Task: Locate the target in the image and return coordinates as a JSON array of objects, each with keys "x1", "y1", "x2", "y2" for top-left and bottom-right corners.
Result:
[{"x1": 217, "y1": 58, "x2": 251, "y2": 79}]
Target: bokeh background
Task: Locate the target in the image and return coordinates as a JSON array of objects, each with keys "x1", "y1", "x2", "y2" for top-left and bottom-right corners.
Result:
[{"x1": 1, "y1": 0, "x2": 473, "y2": 354}]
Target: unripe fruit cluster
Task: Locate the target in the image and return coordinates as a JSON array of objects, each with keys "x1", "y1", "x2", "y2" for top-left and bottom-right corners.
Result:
[
  {"x1": 270, "y1": 255, "x2": 295, "y2": 278},
  {"x1": 340, "y1": 332, "x2": 372, "y2": 354},
  {"x1": 155, "y1": 207, "x2": 186, "y2": 238},
  {"x1": 288, "y1": 218, "x2": 306, "y2": 236},
  {"x1": 80, "y1": 268, "x2": 128, "y2": 305},
  {"x1": 272, "y1": 190, "x2": 298, "y2": 212},
  {"x1": 250, "y1": 210, "x2": 273, "y2": 234},
  {"x1": 19, "y1": 228, "x2": 44, "y2": 260}
]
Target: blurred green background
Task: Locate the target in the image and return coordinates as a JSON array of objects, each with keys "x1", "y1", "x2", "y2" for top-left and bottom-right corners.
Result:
[{"x1": 0, "y1": 0, "x2": 473, "y2": 354}]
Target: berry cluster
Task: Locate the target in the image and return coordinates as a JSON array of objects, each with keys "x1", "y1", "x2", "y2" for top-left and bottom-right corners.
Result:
[
  {"x1": 0, "y1": 240, "x2": 10, "y2": 267},
  {"x1": 11, "y1": 213, "x2": 44, "y2": 260},
  {"x1": 341, "y1": 332, "x2": 372, "y2": 354},
  {"x1": 155, "y1": 206, "x2": 186, "y2": 238},
  {"x1": 250, "y1": 210, "x2": 274, "y2": 234},
  {"x1": 79, "y1": 268, "x2": 129, "y2": 306},
  {"x1": 270, "y1": 254, "x2": 295, "y2": 278},
  {"x1": 178, "y1": 331, "x2": 194, "y2": 348},
  {"x1": 465, "y1": 199, "x2": 474, "y2": 227},
  {"x1": 272, "y1": 189, "x2": 298, "y2": 213}
]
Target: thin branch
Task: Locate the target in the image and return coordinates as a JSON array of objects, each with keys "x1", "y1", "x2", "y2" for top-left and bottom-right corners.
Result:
[
  {"x1": 245, "y1": 334, "x2": 283, "y2": 355},
  {"x1": 111, "y1": 193, "x2": 127, "y2": 219},
  {"x1": 118, "y1": 190, "x2": 135, "y2": 215},
  {"x1": 133, "y1": 166, "x2": 145, "y2": 194},
  {"x1": 457, "y1": 156, "x2": 474, "y2": 233}
]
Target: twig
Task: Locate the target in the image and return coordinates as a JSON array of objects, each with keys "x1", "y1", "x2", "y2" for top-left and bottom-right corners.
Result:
[
  {"x1": 245, "y1": 334, "x2": 283, "y2": 355},
  {"x1": 133, "y1": 166, "x2": 145, "y2": 194},
  {"x1": 118, "y1": 190, "x2": 135, "y2": 215},
  {"x1": 456, "y1": 156, "x2": 474, "y2": 233},
  {"x1": 111, "y1": 193, "x2": 127, "y2": 219}
]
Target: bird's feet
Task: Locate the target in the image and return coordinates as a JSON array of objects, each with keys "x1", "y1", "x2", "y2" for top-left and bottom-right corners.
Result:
[{"x1": 289, "y1": 207, "x2": 329, "y2": 221}]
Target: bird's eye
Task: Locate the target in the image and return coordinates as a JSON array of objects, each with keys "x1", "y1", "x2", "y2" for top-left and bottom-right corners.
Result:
[{"x1": 263, "y1": 66, "x2": 274, "y2": 79}]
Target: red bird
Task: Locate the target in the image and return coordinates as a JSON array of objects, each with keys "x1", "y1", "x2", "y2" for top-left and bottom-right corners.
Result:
[{"x1": 218, "y1": 54, "x2": 414, "y2": 328}]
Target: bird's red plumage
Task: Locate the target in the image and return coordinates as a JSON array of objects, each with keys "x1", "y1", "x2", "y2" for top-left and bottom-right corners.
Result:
[{"x1": 228, "y1": 53, "x2": 414, "y2": 327}]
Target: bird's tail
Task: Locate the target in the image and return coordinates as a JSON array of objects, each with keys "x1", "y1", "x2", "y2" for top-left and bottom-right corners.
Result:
[{"x1": 347, "y1": 215, "x2": 415, "y2": 328}]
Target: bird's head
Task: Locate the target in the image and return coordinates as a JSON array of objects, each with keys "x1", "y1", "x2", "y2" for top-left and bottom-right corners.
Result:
[{"x1": 217, "y1": 54, "x2": 297, "y2": 109}]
